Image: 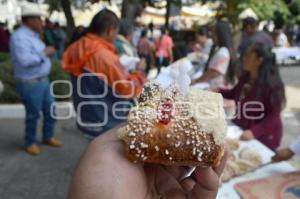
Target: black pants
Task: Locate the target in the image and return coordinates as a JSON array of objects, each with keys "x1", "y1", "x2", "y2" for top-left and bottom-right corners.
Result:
[
  {"x1": 139, "y1": 53, "x2": 151, "y2": 75},
  {"x1": 156, "y1": 57, "x2": 170, "y2": 75}
]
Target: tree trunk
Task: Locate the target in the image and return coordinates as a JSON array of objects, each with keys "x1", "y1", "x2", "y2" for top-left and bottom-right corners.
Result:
[
  {"x1": 60, "y1": 0, "x2": 75, "y2": 36},
  {"x1": 225, "y1": 0, "x2": 239, "y2": 28},
  {"x1": 165, "y1": 0, "x2": 171, "y2": 29},
  {"x1": 121, "y1": 0, "x2": 143, "y2": 23}
]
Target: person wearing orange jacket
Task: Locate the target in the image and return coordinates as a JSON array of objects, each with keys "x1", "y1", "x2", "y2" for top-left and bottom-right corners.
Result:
[{"x1": 62, "y1": 9, "x2": 146, "y2": 138}]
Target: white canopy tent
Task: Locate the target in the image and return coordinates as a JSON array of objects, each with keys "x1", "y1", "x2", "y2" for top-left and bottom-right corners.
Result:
[{"x1": 141, "y1": 5, "x2": 216, "y2": 26}]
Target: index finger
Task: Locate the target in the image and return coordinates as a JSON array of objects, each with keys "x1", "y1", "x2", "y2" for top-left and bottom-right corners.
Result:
[
  {"x1": 213, "y1": 146, "x2": 228, "y2": 177},
  {"x1": 187, "y1": 148, "x2": 228, "y2": 198}
]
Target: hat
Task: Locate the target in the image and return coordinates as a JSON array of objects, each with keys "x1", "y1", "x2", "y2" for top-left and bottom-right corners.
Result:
[
  {"x1": 21, "y1": 3, "x2": 44, "y2": 17},
  {"x1": 239, "y1": 8, "x2": 258, "y2": 20}
]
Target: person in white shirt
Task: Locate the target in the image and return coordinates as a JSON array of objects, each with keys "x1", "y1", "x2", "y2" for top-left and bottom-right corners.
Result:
[
  {"x1": 191, "y1": 21, "x2": 238, "y2": 90},
  {"x1": 272, "y1": 136, "x2": 300, "y2": 162},
  {"x1": 274, "y1": 29, "x2": 289, "y2": 47}
]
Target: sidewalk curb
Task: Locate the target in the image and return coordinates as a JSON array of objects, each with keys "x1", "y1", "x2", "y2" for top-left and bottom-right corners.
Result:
[{"x1": 0, "y1": 102, "x2": 75, "y2": 119}]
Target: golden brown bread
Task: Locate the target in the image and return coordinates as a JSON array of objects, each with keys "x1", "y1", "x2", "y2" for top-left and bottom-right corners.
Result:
[
  {"x1": 119, "y1": 82, "x2": 226, "y2": 167},
  {"x1": 121, "y1": 116, "x2": 224, "y2": 167}
]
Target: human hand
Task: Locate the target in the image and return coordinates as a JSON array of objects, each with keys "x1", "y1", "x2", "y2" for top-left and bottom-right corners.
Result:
[
  {"x1": 240, "y1": 130, "x2": 255, "y2": 141},
  {"x1": 68, "y1": 126, "x2": 228, "y2": 199},
  {"x1": 44, "y1": 46, "x2": 56, "y2": 56},
  {"x1": 272, "y1": 148, "x2": 294, "y2": 162}
]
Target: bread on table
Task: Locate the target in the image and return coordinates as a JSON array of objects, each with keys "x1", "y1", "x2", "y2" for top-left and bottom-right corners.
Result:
[
  {"x1": 221, "y1": 141, "x2": 264, "y2": 182},
  {"x1": 239, "y1": 147, "x2": 262, "y2": 167},
  {"x1": 226, "y1": 138, "x2": 240, "y2": 151},
  {"x1": 221, "y1": 161, "x2": 241, "y2": 182}
]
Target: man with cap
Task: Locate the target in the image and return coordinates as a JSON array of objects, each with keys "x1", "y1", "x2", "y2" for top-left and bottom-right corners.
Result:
[
  {"x1": 9, "y1": 3, "x2": 61, "y2": 155},
  {"x1": 239, "y1": 17, "x2": 273, "y2": 60}
]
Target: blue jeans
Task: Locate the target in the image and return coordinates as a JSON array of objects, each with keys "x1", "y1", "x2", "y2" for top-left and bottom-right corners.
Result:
[{"x1": 16, "y1": 80, "x2": 56, "y2": 146}]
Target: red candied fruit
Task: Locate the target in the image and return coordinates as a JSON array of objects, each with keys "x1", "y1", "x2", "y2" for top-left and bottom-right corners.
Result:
[{"x1": 158, "y1": 98, "x2": 173, "y2": 125}]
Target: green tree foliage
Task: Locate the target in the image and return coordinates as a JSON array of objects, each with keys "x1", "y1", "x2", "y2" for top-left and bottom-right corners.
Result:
[
  {"x1": 0, "y1": 53, "x2": 70, "y2": 103},
  {"x1": 238, "y1": 0, "x2": 290, "y2": 21},
  {"x1": 199, "y1": 0, "x2": 290, "y2": 26},
  {"x1": 45, "y1": 0, "x2": 75, "y2": 36},
  {"x1": 43, "y1": 0, "x2": 300, "y2": 31},
  {"x1": 287, "y1": 0, "x2": 300, "y2": 24}
]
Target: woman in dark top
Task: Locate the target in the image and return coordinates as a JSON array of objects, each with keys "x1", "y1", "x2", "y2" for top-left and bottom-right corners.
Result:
[{"x1": 220, "y1": 42, "x2": 286, "y2": 150}]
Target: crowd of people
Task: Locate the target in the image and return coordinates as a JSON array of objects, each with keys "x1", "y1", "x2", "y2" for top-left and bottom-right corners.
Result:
[
  {"x1": 1, "y1": 3, "x2": 300, "y2": 197},
  {"x1": 1, "y1": 1, "x2": 300, "y2": 159},
  {"x1": 0, "y1": 18, "x2": 66, "y2": 59}
]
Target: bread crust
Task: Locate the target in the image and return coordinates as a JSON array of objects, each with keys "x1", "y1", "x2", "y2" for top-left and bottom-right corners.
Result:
[
  {"x1": 120, "y1": 116, "x2": 224, "y2": 167},
  {"x1": 119, "y1": 82, "x2": 226, "y2": 167}
]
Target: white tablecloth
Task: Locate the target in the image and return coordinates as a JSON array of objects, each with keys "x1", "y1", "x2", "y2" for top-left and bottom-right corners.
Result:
[{"x1": 273, "y1": 47, "x2": 300, "y2": 63}]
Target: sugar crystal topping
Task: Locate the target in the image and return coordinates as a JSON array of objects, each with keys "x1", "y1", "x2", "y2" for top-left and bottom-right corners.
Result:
[
  {"x1": 124, "y1": 82, "x2": 226, "y2": 163},
  {"x1": 187, "y1": 88, "x2": 227, "y2": 145}
]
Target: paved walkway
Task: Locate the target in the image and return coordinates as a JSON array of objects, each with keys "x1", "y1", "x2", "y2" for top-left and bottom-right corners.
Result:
[
  {"x1": 280, "y1": 66, "x2": 300, "y2": 168},
  {"x1": 0, "y1": 66, "x2": 299, "y2": 199},
  {"x1": 0, "y1": 119, "x2": 89, "y2": 199}
]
